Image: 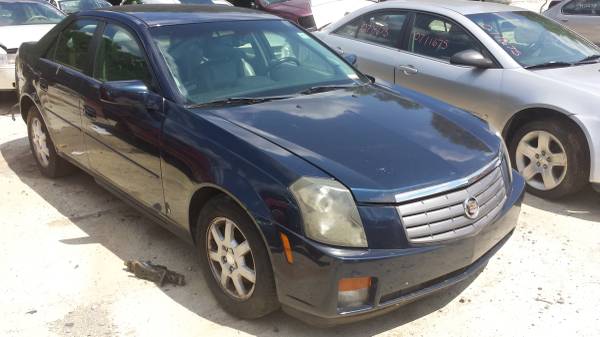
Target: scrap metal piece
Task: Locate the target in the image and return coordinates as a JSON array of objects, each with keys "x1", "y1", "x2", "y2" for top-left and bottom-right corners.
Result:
[{"x1": 124, "y1": 260, "x2": 185, "y2": 286}]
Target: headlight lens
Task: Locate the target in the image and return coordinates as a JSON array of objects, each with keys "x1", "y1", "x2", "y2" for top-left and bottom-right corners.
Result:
[
  {"x1": 290, "y1": 177, "x2": 367, "y2": 248},
  {"x1": 0, "y1": 47, "x2": 16, "y2": 66}
]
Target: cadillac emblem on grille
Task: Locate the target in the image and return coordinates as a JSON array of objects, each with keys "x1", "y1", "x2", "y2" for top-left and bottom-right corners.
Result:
[{"x1": 463, "y1": 197, "x2": 480, "y2": 219}]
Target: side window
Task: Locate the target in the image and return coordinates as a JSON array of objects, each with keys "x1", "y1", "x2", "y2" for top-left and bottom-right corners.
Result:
[
  {"x1": 50, "y1": 19, "x2": 99, "y2": 71},
  {"x1": 355, "y1": 12, "x2": 408, "y2": 48},
  {"x1": 93, "y1": 23, "x2": 152, "y2": 85},
  {"x1": 408, "y1": 13, "x2": 482, "y2": 61},
  {"x1": 333, "y1": 17, "x2": 362, "y2": 38},
  {"x1": 562, "y1": 0, "x2": 600, "y2": 15}
]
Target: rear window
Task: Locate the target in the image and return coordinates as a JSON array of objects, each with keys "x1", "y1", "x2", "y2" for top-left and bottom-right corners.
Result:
[{"x1": 0, "y1": 2, "x2": 64, "y2": 27}]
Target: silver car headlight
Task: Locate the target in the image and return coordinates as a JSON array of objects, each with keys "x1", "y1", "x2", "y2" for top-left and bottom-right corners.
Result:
[{"x1": 290, "y1": 177, "x2": 367, "y2": 248}]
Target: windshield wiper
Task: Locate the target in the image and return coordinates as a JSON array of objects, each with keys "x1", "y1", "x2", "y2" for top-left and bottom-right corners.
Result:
[
  {"x1": 575, "y1": 54, "x2": 600, "y2": 65},
  {"x1": 187, "y1": 95, "x2": 292, "y2": 109},
  {"x1": 299, "y1": 84, "x2": 362, "y2": 95},
  {"x1": 525, "y1": 61, "x2": 573, "y2": 70}
]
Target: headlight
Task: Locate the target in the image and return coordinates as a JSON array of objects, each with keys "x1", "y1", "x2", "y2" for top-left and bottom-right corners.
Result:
[
  {"x1": 290, "y1": 177, "x2": 367, "y2": 248},
  {"x1": 0, "y1": 47, "x2": 16, "y2": 66}
]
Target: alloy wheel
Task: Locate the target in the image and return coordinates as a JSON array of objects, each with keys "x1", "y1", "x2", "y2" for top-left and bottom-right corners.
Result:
[
  {"x1": 31, "y1": 117, "x2": 50, "y2": 168},
  {"x1": 206, "y1": 217, "x2": 256, "y2": 300},
  {"x1": 515, "y1": 130, "x2": 568, "y2": 191}
]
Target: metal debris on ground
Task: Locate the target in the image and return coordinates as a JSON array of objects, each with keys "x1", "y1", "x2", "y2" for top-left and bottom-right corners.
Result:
[{"x1": 124, "y1": 260, "x2": 185, "y2": 287}]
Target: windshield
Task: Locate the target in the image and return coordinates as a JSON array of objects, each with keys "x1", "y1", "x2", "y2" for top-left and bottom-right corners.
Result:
[
  {"x1": 0, "y1": 2, "x2": 65, "y2": 26},
  {"x1": 151, "y1": 20, "x2": 363, "y2": 105},
  {"x1": 468, "y1": 11, "x2": 599, "y2": 68},
  {"x1": 59, "y1": 0, "x2": 111, "y2": 14},
  {"x1": 261, "y1": 0, "x2": 290, "y2": 5}
]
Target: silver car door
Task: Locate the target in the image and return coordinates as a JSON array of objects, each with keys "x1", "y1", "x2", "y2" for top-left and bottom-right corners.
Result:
[
  {"x1": 555, "y1": 0, "x2": 600, "y2": 45},
  {"x1": 394, "y1": 12, "x2": 503, "y2": 121},
  {"x1": 320, "y1": 10, "x2": 410, "y2": 85}
]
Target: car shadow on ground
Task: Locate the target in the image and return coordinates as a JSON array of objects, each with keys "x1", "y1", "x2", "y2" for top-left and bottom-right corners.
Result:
[
  {"x1": 1, "y1": 134, "x2": 482, "y2": 336},
  {"x1": 0, "y1": 92, "x2": 18, "y2": 117},
  {"x1": 524, "y1": 186, "x2": 600, "y2": 223}
]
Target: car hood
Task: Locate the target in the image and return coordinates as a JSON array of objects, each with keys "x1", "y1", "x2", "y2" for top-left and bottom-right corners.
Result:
[
  {"x1": 0, "y1": 24, "x2": 55, "y2": 50},
  {"x1": 533, "y1": 63, "x2": 600, "y2": 96},
  {"x1": 204, "y1": 85, "x2": 501, "y2": 203},
  {"x1": 263, "y1": 0, "x2": 312, "y2": 17}
]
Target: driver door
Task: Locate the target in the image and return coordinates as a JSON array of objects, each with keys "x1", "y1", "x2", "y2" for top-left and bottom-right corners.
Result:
[{"x1": 394, "y1": 12, "x2": 503, "y2": 120}]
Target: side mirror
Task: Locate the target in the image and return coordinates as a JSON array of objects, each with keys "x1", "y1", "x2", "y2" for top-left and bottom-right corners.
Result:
[
  {"x1": 99, "y1": 80, "x2": 160, "y2": 111},
  {"x1": 450, "y1": 50, "x2": 494, "y2": 69},
  {"x1": 343, "y1": 53, "x2": 357, "y2": 66}
]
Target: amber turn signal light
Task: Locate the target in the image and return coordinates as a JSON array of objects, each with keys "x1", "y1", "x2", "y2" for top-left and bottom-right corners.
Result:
[
  {"x1": 279, "y1": 232, "x2": 294, "y2": 264},
  {"x1": 338, "y1": 276, "x2": 372, "y2": 292}
]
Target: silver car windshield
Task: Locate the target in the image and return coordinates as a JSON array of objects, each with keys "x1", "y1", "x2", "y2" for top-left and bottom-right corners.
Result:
[
  {"x1": 151, "y1": 20, "x2": 363, "y2": 105},
  {"x1": 468, "y1": 11, "x2": 600, "y2": 68},
  {"x1": 0, "y1": 2, "x2": 65, "y2": 26}
]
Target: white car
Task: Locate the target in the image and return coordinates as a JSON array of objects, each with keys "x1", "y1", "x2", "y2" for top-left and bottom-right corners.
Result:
[
  {"x1": 315, "y1": 0, "x2": 600, "y2": 198},
  {"x1": 0, "y1": 0, "x2": 64, "y2": 91}
]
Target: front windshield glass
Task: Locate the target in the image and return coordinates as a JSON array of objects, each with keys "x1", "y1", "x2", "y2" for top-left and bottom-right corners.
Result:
[
  {"x1": 261, "y1": 0, "x2": 289, "y2": 5},
  {"x1": 468, "y1": 11, "x2": 599, "y2": 68},
  {"x1": 151, "y1": 20, "x2": 363, "y2": 105},
  {"x1": 0, "y1": 2, "x2": 65, "y2": 26},
  {"x1": 59, "y1": 0, "x2": 111, "y2": 14}
]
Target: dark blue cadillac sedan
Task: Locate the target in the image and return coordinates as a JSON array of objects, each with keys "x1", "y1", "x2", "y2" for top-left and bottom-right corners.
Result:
[{"x1": 16, "y1": 5, "x2": 525, "y2": 325}]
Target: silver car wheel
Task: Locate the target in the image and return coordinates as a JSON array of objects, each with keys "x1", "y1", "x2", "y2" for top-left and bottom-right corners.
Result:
[
  {"x1": 31, "y1": 117, "x2": 50, "y2": 168},
  {"x1": 516, "y1": 130, "x2": 568, "y2": 191},
  {"x1": 206, "y1": 217, "x2": 256, "y2": 300}
]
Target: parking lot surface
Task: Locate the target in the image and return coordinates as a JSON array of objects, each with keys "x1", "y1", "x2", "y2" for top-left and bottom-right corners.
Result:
[{"x1": 1, "y1": 91, "x2": 600, "y2": 336}]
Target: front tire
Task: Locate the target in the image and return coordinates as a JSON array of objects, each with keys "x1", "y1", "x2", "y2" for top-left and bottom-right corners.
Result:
[
  {"x1": 196, "y1": 196, "x2": 279, "y2": 319},
  {"x1": 509, "y1": 119, "x2": 588, "y2": 199},
  {"x1": 26, "y1": 106, "x2": 75, "y2": 178}
]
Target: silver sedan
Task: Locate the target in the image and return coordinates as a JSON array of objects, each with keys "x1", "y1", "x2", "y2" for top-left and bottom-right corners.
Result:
[
  {"x1": 315, "y1": 0, "x2": 600, "y2": 199},
  {"x1": 544, "y1": 0, "x2": 599, "y2": 45}
]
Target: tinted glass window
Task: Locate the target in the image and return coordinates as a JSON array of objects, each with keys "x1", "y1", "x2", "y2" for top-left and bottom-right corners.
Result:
[
  {"x1": 469, "y1": 11, "x2": 599, "y2": 68},
  {"x1": 356, "y1": 12, "x2": 407, "y2": 48},
  {"x1": 52, "y1": 20, "x2": 98, "y2": 71},
  {"x1": 0, "y1": 2, "x2": 64, "y2": 26},
  {"x1": 333, "y1": 17, "x2": 362, "y2": 38},
  {"x1": 562, "y1": 0, "x2": 600, "y2": 15},
  {"x1": 408, "y1": 13, "x2": 481, "y2": 61},
  {"x1": 150, "y1": 20, "x2": 363, "y2": 105},
  {"x1": 58, "y1": 0, "x2": 112, "y2": 14},
  {"x1": 94, "y1": 24, "x2": 152, "y2": 84}
]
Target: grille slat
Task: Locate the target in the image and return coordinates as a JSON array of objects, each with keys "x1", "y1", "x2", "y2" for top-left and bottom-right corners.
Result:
[{"x1": 397, "y1": 161, "x2": 508, "y2": 244}]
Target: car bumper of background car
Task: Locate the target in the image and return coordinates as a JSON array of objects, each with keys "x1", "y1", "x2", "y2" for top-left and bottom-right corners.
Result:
[
  {"x1": 275, "y1": 173, "x2": 525, "y2": 326},
  {"x1": 0, "y1": 65, "x2": 16, "y2": 91},
  {"x1": 571, "y1": 114, "x2": 600, "y2": 184}
]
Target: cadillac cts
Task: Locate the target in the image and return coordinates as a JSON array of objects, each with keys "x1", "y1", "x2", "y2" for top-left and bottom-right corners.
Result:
[{"x1": 16, "y1": 5, "x2": 525, "y2": 325}]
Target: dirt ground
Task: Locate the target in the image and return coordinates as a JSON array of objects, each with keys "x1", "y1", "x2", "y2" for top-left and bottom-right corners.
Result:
[{"x1": 1, "y1": 91, "x2": 599, "y2": 337}]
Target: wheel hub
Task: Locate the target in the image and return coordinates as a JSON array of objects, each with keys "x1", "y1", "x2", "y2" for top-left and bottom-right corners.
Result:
[{"x1": 515, "y1": 130, "x2": 567, "y2": 191}]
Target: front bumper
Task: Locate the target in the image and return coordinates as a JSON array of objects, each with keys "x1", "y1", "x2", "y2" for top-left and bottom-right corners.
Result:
[
  {"x1": 0, "y1": 65, "x2": 16, "y2": 91},
  {"x1": 275, "y1": 173, "x2": 525, "y2": 326}
]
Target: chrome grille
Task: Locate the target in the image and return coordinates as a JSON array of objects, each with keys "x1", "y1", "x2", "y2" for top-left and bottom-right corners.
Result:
[{"x1": 397, "y1": 161, "x2": 507, "y2": 244}]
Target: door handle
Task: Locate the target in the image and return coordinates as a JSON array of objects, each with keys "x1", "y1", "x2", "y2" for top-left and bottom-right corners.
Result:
[
  {"x1": 560, "y1": 19, "x2": 569, "y2": 23},
  {"x1": 398, "y1": 65, "x2": 418, "y2": 75},
  {"x1": 83, "y1": 104, "x2": 96, "y2": 118},
  {"x1": 39, "y1": 78, "x2": 48, "y2": 92}
]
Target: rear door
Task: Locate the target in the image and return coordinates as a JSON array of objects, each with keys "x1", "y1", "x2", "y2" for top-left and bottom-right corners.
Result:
[
  {"x1": 556, "y1": 0, "x2": 600, "y2": 45},
  {"x1": 37, "y1": 19, "x2": 100, "y2": 167},
  {"x1": 393, "y1": 12, "x2": 503, "y2": 120},
  {"x1": 321, "y1": 10, "x2": 410, "y2": 84},
  {"x1": 81, "y1": 21, "x2": 165, "y2": 212}
]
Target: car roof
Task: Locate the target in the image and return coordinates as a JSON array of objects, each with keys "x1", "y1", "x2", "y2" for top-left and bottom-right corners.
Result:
[
  {"x1": 378, "y1": 0, "x2": 526, "y2": 15},
  {"x1": 92, "y1": 4, "x2": 278, "y2": 27},
  {"x1": 0, "y1": 0, "x2": 50, "y2": 3}
]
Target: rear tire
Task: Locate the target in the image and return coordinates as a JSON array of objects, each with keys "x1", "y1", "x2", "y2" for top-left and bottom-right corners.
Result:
[
  {"x1": 26, "y1": 106, "x2": 75, "y2": 178},
  {"x1": 195, "y1": 196, "x2": 279, "y2": 319},
  {"x1": 509, "y1": 118, "x2": 588, "y2": 199}
]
